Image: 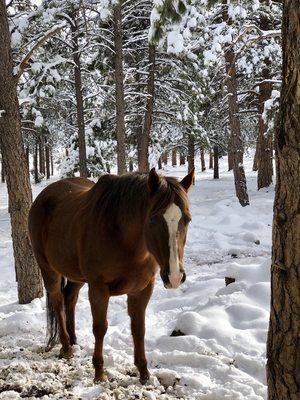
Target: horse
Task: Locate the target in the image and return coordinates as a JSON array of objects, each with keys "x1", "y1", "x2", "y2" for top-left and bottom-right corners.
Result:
[{"x1": 28, "y1": 167, "x2": 194, "y2": 384}]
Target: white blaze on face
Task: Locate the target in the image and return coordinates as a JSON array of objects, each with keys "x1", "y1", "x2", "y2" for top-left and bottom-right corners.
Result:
[{"x1": 163, "y1": 203, "x2": 183, "y2": 288}]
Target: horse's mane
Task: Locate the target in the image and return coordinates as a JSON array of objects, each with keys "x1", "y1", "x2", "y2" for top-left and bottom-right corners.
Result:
[{"x1": 87, "y1": 172, "x2": 190, "y2": 225}]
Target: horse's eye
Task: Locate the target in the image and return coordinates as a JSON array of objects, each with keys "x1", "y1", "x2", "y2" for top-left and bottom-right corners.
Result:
[
  {"x1": 149, "y1": 216, "x2": 157, "y2": 225},
  {"x1": 183, "y1": 215, "x2": 191, "y2": 225}
]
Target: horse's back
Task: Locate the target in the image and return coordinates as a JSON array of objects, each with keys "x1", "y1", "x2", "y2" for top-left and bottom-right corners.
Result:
[
  {"x1": 28, "y1": 178, "x2": 94, "y2": 268},
  {"x1": 29, "y1": 177, "x2": 93, "y2": 223}
]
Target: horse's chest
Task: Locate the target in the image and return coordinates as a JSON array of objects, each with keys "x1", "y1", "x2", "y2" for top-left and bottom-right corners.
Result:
[{"x1": 108, "y1": 262, "x2": 157, "y2": 296}]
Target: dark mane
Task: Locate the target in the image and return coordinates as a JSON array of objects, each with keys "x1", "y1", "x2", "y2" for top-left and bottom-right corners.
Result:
[{"x1": 88, "y1": 172, "x2": 190, "y2": 224}]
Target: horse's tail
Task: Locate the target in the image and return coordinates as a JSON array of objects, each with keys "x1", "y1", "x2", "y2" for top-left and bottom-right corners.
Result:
[{"x1": 46, "y1": 277, "x2": 67, "y2": 350}]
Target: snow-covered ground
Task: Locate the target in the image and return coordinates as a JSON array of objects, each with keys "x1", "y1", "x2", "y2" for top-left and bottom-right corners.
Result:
[{"x1": 0, "y1": 154, "x2": 274, "y2": 399}]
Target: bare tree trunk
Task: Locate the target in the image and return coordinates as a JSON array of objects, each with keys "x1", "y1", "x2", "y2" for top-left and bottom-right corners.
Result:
[
  {"x1": 267, "y1": 2, "x2": 300, "y2": 399},
  {"x1": 129, "y1": 160, "x2": 134, "y2": 172},
  {"x1": 38, "y1": 135, "x2": 45, "y2": 176},
  {"x1": 228, "y1": 138, "x2": 233, "y2": 171},
  {"x1": 1, "y1": 145, "x2": 5, "y2": 182},
  {"x1": 188, "y1": 134, "x2": 195, "y2": 177},
  {"x1": 209, "y1": 151, "x2": 213, "y2": 169},
  {"x1": 71, "y1": 20, "x2": 88, "y2": 178},
  {"x1": 253, "y1": 138, "x2": 259, "y2": 171},
  {"x1": 162, "y1": 152, "x2": 168, "y2": 165},
  {"x1": 45, "y1": 139, "x2": 50, "y2": 180},
  {"x1": 257, "y1": 71, "x2": 273, "y2": 189},
  {"x1": 0, "y1": 4, "x2": 43, "y2": 304},
  {"x1": 25, "y1": 146, "x2": 29, "y2": 171},
  {"x1": 139, "y1": 44, "x2": 155, "y2": 173},
  {"x1": 113, "y1": 1, "x2": 127, "y2": 175},
  {"x1": 180, "y1": 152, "x2": 185, "y2": 165},
  {"x1": 200, "y1": 148, "x2": 206, "y2": 171},
  {"x1": 158, "y1": 157, "x2": 162, "y2": 170},
  {"x1": 223, "y1": 3, "x2": 249, "y2": 206},
  {"x1": 213, "y1": 145, "x2": 219, "y2": 179},
  {"x1": 50, "y1": 148, "x2": 54, "y2": 175},
  {"x1": 33, "y1": 141, "x2": 39, "y2": 184},
  {"x1": 172, "y1": 149, "x2": 177, "y2": 166}
]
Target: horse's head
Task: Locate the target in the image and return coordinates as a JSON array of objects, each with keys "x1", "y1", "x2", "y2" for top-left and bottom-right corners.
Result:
[{"x1": 144, "y1": 168, "x2": 194, "y2": 289}]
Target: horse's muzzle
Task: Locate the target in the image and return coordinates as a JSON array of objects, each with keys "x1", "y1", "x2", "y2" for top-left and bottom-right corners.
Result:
[{"x1": 161, "y1": 270, "x2": 186, "y2": 289}]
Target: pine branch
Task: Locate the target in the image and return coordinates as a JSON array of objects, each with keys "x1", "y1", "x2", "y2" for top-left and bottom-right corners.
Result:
[{"x1": 16, "y1": 23, "x2": 66, "y2": 79}]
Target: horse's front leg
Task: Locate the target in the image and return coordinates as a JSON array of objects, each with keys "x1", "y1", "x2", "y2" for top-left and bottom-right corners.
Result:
[
  {"x1": 127, "y1": 279, "x2": 155, "y2": 384},
  {"x1": 88, "y1": 280, "x2": 110, "y2": 383}
]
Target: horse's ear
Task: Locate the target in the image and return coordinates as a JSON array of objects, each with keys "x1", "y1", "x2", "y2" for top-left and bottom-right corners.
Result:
[
  {"x1": 180, "y1": 168, "x2": 195, "y2": 192},
  {"x1": 148, "y1": 168, "x2": 160, "y2": 194}
]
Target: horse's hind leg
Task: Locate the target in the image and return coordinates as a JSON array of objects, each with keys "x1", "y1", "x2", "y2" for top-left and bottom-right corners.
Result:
[
  {"x1": 63, "y1": 281, "x2": 84, "y2": 345},
  {"x1": 46, "y1": 275, "x2": 73, "y2": 359},
  {"x1": 36, "y1": 258, "x2": 72, "y2": 359}
]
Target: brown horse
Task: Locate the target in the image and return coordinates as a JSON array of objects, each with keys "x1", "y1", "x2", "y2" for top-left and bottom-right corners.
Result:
[{"x1": 28, "y1": 168, "x2": 194, "y2": 384}]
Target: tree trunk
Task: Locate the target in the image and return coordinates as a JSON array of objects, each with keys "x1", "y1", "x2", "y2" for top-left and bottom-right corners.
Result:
[
  {"x1": 71, "y1": 20, "x2": 88, "y2": 178},
  {"x1": 267, "y1": 2, "x2": 300, "y2": 399},
  {"x1": 228, "y1": 138, "x2": 233, "y2": 171},
  {"x1": 209, "y1": 151, "x2": 213, "y2": 169},
  {"x1": 50, "y1": 148, "x2": 54, "y2": 176},
  {"x1": 213, "y1": 145, "x2": 219, "y2": 179},
  {"x1": 1, "y1": 151, "x2": 5, "y2": 183},
  {"x1": 200, "y1": 148, "x2": 206, "y2": 171},
  {"x1": 223, "y1": 3, "x2": 249, "y2": 206},
  {"x1": 172, "y1": 149, "x2": 177, "y2": 166},
  {"x1": 257, "y1": 71, "x2": 273, "y2": 189},
  {"x1": 38, "y1": 135, "x2": 45, "y2": 176},
  {"x1": 180, "y1": 152, "x2": 185, "y2": 165},
  {"x1": 253, "y1": 138, "x2": 259, "y2": 171},
  {"x1": 45, "y1": 139, "x2": 50, "y2": 180},
  {"x1": 33, "y1": 141, "x2": 39, "y2": 184},
  {"x1": 0, "y1": 3, "x2": 43, "y2": 304},
  {"x1": 158, "y1": 157, "x2": 162, "y2": 170},
  {"x1": 188, "y1": 134, "x2": 195, "y2": 177},
  {"x1": 162, "y1": 152, "x2": 168, "y2": 165},
  {"x1": 129, "y1": 160, "x2": 134, "y2": 172},
  {"x1": 113, "y1": 1, "x2": 127, "y2": 175},
  {"x1": 138, "y1": 44, "x2": 155, "y2": 173}
]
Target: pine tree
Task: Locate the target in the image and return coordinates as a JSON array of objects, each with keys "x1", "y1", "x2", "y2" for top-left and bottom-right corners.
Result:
[
  {"x1": 0, "y1": 0, "x2": 43, "y2": 304},
  {"x1": 266, "y1": 1, "x2": 300, "y2": 398}
]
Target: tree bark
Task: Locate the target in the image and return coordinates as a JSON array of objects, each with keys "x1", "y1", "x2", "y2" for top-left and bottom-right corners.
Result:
[
  {"x1": 158, "y1": 157, "x2": 162, "y2": 170},
  {"x1": 223, "y1": 3, "x2": 249, "y2": 206},
  {"x1": 188, "y1": 134, "x2": 195, "y2": 177},
  {"x1": 138, "y1": 44, "x2": 155, "y2": 173},
  {"x1": 172, "y1": 149, "x2": 177, "y2": 166},
  {"x1": 253, "y1": 138, "x2": 259, "y2": 171},
  {"x1": 71, "y1": 18, "x2": 88, "y2": 178},
  {"x1": 162, "y1": 152, "x2": 168, "y2": 165},
  {"x1": 180, "y1": 152, "x2": 185, "y2": 165},
  {"x1": 266, "y1": 2, "x2": 300, "y2": 399},
  {"x1": 213, "y1": 145, "x2": 219, "y2": 179},
  {"x1": 113, "y1": 1, "x2": 127, "y2": 175},
  {"x1": 1, "y1": 160, "x2": 5, "y2": 182},
  {"x1": 45, "y1": 139, "x2": 50, "y2": 179},
  {"x1": 257, "y1": 71, "x2": 273, "y2": 189},
  {"x1": 200, "y1": 148, "x2": 206, "y2": 171},
  {"x1": 33, "y1": 140, "x2": 39, "y2": 184},
  {"x1": 228, "y1": 138, "x2": 233, "y2": 171},
  {"x1": 0, "y1": 3, "x2": 43, "y2": 304},
  {"x1": 38, "y1": 135, "x2": 45, "y2": 176},
  {"x1": 209, "y1": 151, "x2": 213, "y2": 169}
]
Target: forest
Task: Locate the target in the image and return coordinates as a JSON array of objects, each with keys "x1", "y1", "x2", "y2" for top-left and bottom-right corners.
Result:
[{"x1": 0, "y1": 0, "x2": 299, "y2": 399}]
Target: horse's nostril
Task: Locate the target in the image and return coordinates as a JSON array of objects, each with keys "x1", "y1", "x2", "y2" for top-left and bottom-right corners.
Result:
[{"x1": 181, "y1": 272, "x2": 186, "y2": 283}]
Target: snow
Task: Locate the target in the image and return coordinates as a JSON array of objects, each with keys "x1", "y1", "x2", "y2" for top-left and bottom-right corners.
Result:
[{"x1": 0, "y1": 154, "x2": 273, "y2": 399}]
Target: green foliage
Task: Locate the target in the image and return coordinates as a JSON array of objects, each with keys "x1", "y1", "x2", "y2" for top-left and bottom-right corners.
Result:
[{"x1": 150, "y1": 0, "x2": 187, "y2": 43}]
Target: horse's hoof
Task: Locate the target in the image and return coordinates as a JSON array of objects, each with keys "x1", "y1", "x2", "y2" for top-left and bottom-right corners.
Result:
[
  {"x1": 59, "y1": 347, "x2": 73, "y2": 360},
  {"x1": 93, "y1": 373, "x2": 108, "y2": 384},
  {"x1": 139, "y1": 373, "x2": 150, "y2": 385}
]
